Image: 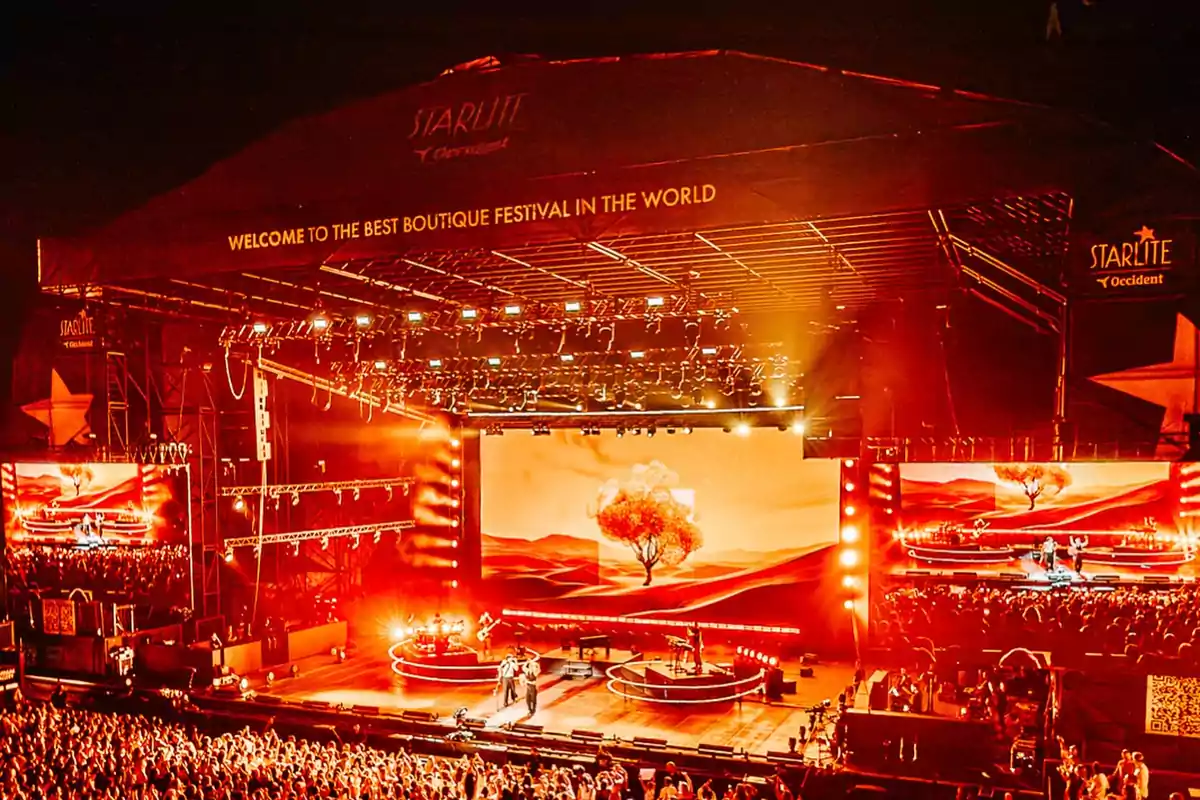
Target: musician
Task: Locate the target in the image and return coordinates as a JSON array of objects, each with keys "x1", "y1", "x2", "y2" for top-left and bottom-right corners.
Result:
[
  {"x1": 496, "y1": 654, "x2": 518, "y2": 707},
  {"x1": 1042, "y1": 536, "x2": 1057, "y2": 571},
  {"x1": 521, "y1": 656, "x2": 540, "y2": 714},
  {"x1": 687, "y1": 623, "x2": 704, "y2": 674},
  {"x1": 478, "y1": 610, "x2": 496, "y2": 659}
]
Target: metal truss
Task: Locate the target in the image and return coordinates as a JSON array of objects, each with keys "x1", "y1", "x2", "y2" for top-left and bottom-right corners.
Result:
[
  {"x1": 255, "y1": 356, "x2": 438, "y2": 424},
  {"x1": 224, "y1": 519, "x2": 416, "y2": 549},
  {"x1": 217, "y1": 293, "x2": 737, "y2": 345},
  {"x1": 218, "y1": 477, "x2": 414, "y2": 498}
]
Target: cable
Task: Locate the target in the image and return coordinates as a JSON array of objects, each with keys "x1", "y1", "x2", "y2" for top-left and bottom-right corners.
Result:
[{"x1": 224, "y1": 348, "x2": 249, "y2": 401}]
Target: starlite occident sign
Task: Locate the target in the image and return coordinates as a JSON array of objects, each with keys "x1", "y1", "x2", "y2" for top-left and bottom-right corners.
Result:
[
  {"x1": 1072, "y1": 222, "x2": 1195, "y2": 298},
  {"x1": 1089, "y1": 225, "x2": 1172, "y2": 290}
]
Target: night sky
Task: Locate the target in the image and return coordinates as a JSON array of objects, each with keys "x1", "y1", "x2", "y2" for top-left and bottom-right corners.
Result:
[{"x1": 2, "y1": 2, "x2": 1197, "y2": 427}]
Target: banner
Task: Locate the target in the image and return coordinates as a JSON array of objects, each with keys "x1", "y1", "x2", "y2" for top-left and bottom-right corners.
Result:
[
  {"x1": 1070, "y1": 221, "x2": 1196, "y2": 298},
  {"x1": 41, "y1": 599, "x2": 77, "y2": 636}
]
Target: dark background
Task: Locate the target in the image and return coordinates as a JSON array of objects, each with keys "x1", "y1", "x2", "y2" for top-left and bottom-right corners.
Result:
[{"x1": 2, "y1": 1, "x2": 1197, "y2": 439}]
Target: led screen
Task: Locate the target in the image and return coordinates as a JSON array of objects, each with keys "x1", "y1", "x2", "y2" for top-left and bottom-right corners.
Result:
[
  {"x1": 479, "y1": 429, "x2": 840, "y2": 626},
  {"x1": 2, "y1": 462, "x2": 186, "y2": 547},
  {"x1": 881, "y1": 461, "x2": 1199, "y2": 580}
]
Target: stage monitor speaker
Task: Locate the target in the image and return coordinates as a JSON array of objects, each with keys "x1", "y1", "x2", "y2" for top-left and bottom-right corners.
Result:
[
  {"x1": 766, "y1": 751, "x2": 805, "y2": 765},
  {"x1": 781, "y1": 679, "x2": 798, "y2": 693},
  {"x1": 802, "y1": 653, "x2": 819, "y2": 665},
  {"x1": 1093, "y1": 574, "x2": 1119, "y2": 583},
  {"x1": 1000, "y1": 573, "x2": 1025, "y2": 581},
  {"x1": 401, "y1": 710, "x2": 439, "y2": 722},
  {"x1": 633, "y1": 737, "x2": 668, "y2": 750},
  {"x1": 571, "y1": 729, "x2": 604, "y2": 742},
  {"x1": 905, "y1": 570, "x2": 931, "y2": 576},
  {"x1": 463, "y1": 718, "x2": 488, "y2": 731},
  {"x1": 1142, "y1": 576, "x2": 1170, "y2": 583},
  {"x1": 353, "y1": 705, "x2": 380, "y2": 717},
  {"x1": 868, "y1": 677, "x2": 890, "y2": 711},
  {"x1": 512, "y1": 723, "x2": 544, "y2": 735},
  {"x1": 799, "y1": 667, "x2": 815, "y2": 679},
  {"x1": 698, "y1": 743, "x2": 735, "y2": 756},
  {"x1": 953, "y1": 572, "x2": 977, "y2": 579},
  {"x1": 256, "y1": 694, "x2": 283, "y2": 705},
  {"x1": 302, "y1": 700, "x2": 332, "y2": 710}
]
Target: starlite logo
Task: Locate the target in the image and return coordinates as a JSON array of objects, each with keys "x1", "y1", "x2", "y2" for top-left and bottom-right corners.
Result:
[
  {"x1": 1090, "y1": 225, "x2": 1173, "y2": 290},
  {"x1": 409, "y1": 93, "x2": 528, "y2": 164}
]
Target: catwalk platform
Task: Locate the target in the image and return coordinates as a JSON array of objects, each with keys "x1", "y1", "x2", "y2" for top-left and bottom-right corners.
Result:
[{"x1": 240, "y1": 642, "x2": 855, "y2": 757}]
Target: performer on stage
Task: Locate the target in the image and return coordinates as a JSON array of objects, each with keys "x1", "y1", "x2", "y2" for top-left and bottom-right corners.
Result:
[
  {"x1": 477, "y1": 611, "x2": 496, "y2": 659},
  {"x1": 496, "y1": 654, "x2": 518, "y2": 708},
  {"x1": 1041, "y1": 536, "x2": 1057, "y2": 572},
  {"x1": 521, "y1": 656, "x2": 540, "y2": 714},
  {"x1": 1068, "y1": 536, "x2": 1088, "y2": 574},
  {"x1": 687, "y1": 623, "x2": 704, "y2": 675}
]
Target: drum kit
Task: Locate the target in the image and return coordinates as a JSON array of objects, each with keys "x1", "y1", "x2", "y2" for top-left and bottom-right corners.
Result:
[{"x1": 412, "y1": 618, "x2": 467, "y2": 653}]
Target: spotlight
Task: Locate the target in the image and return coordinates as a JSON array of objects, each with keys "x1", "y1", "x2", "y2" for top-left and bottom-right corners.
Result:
[
  {"x1": 291, "y1": 664, "x2": 300, "y2": 678},
  {"x1": 461, "y1": 308, "x2": 478, "y2": 320},
  {"x1": 792, "y1": 421, "x2": 805, "y2": 435},
  {"x1": 733, "y1": 422, "x2": 751, "y2": 437},
  {"x1": 841, "y1": 525, "x2": 860, "y2": 544},
  {"x1": 682, "y1": 426, "x2": 693, "y2": 434},
  {"x1": 629, "y1": 351, "x2": 645, "y2": 360},
  {"x1": 429, "y1": 359, "x2": 443, "y2": 368},
  {"x1": 407, "y1": 311, "x2": 423, "y2": 323},
  {"x1": 266, "y1": 671, "x2": 275, "y2": 686},
  {"x1": 291, "y1": 492, "x2": 300, "y2": 506},
  {"x1": 450, "y1": 579, "x2": 459, "y2": 589},
  {"x1": 843, "y1": 599, "x2": 855, "y2": 610},
  {"x1": 842, "y1": 575, "x2": 857, "y2": 589},
  {"x1": 451, "y1": 458, "x2": 461, "y2": 468},
  {"x1": 486, "y1": 356, "x2": 502, "y2": 367},
  {"x1": 232, "y1": 495, "x2": 246, "y2": 513},
  {"x1": 565, "y1": 300, "x2": 583, "y2": 312},
  {"x1": 450, "y1": 479, "x2": 460, "y2": 488},
  {"x1": 390, "y1": 625, "x2": 405, "y2": 640},
  {"x1": 373, "y1": 359, "x2": 388, "y2": 370},
  {"x1": 560, "y1": 353, "x2": 575, "y2": 363},
  {"x1": 843, "y1": 459, "x2": 856, "y2": 468},
  {"x1": 503, "y1": 304, "x2": 522, "y2": 316},
  {"x1": 616, "y1": 428, "x2": 625, "y2": 438},
  {"x1": 311, "y1": 315, "x2": 329, "y2": 332},
  {"x1": 450, "y1": 438, "x2": 460, "y2": 448},
  {"x1": 844, "y1": 482, "x2": 856, "y2": 492},
  {"x1": 337, "y1": 648, "x2": 347, "y2": 663},
  {"x1": 844, "y1": 505, "x2": 856, "y2": 516},
  {"x1": 701, "y1": 346, "x2": 718, "y2": 356},
  {"x1": 239, "y1": 677, "x2": 250, "y2": 692},
  {"x1": 223, "y1": 548, "x2": 233, "y2": 563},
  {"x1": 355, "y1": 313, "x2": 372, "y2": 328},
  {"x1": 646, "y1": 296, "x2": 665, "y2": 308},
  {"x1": 252, "y1": 321, "x2": 268, "y2": 334},
  {"x1": 839, "y1": 549, "x2": 860, "y2": 568},
  {"x1": 647, "y1": 426, "x2": 656, "y2": 438}
]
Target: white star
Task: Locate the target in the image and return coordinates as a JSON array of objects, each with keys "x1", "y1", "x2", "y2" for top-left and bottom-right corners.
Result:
[
  {"x1": 21, "y1": 369, "x2": 94, "y2": 447},
  {"x1": 1089, "y1": 313, "x2": 1198, "y2": 457}
]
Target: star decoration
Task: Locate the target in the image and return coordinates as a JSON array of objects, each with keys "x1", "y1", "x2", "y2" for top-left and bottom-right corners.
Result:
[
  {"x1": 1134, "y1": 225, "x2": 1156, "y2": 243},
  {"x1": 21, "y1": 369, "x2": 94, "y2": 447},
  {"x1": 1089, "y1": 313, "x2": 1198, "y2": 457}
]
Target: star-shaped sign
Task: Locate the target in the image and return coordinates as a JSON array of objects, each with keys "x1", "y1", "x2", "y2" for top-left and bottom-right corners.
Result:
[
  {"x1": 21, "y1": 369, "x2": 94, "y2": 447},
  {"x1": 1134, "y1": 225, "x2": 1156, "y2": 243},
  {"x1": 1090, "y1": 313, "x2": 1198, "y2": 457}
]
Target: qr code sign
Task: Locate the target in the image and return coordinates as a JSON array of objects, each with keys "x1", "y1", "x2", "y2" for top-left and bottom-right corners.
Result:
[{"x1": 1145, "y1": 675, "x2": 1200, "y2": 738}]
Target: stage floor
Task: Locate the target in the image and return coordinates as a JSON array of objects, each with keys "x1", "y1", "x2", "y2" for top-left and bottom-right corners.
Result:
[{"x1": 250, "y1": 649, "x2": 855, "y2": 756}]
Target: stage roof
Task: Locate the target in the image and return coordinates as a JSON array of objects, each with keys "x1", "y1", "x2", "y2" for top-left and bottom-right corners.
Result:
[{"x1": 37, "y1": 51, "x2": 1198, "y2": 320}]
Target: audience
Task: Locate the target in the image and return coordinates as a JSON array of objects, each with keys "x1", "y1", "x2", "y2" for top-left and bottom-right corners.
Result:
[
  {"x1": 0, "y1": 701, "x2": 644, "y2": 800},
  {"x1": 3, "y1": 544, "x2": 190, "y2": 625},
  {"x1": 876, "y1": 585, "x2": 1200, "y2": 660}
]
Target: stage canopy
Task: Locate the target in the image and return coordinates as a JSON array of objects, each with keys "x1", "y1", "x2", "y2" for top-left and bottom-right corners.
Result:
[{"x1": 38, "y1": 50, "x2": 1198, "y2": 320}]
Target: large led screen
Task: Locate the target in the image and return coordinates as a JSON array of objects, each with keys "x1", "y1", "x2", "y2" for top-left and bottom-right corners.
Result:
[
  {"x1": 882, "y1": 462, "x2": 1199, "y2": 580},
  {"x1": 2, "y1": 462, "x2": 186, "y2": 546},
  {"x1": 479, "y1": 430, "x2": 840, "y2": 626}
]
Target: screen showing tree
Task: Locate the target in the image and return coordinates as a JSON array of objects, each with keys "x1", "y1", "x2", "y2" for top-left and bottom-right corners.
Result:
[
  {"x1": 478, "y1": 430, "x2": 840, "y2": 626},
  {"x1": 880, "y1": 461, "x2": 1200, "y2": 581}
]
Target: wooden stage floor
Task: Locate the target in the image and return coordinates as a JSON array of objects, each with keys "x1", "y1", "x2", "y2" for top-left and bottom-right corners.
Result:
[{"x1": 253, "y1": 648, "x2": 855, "y2": 756}]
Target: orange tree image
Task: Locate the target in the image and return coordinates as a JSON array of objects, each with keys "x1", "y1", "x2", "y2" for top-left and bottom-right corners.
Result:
[
  {"x1": 592, "y1": 462, "x2": 703, "y2": 586},
  {"x1": 993, "y1": 463, "x2": 1072, "y2": 510}
]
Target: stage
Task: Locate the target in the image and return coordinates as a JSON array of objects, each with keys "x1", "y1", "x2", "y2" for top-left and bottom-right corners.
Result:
[{"x1": 243, "y1": 644, "x2": 856, "y2": 757}]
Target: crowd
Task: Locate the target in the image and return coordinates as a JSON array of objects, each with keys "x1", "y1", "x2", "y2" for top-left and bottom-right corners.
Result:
[
  {"x1": 875, "y1": 585, "x2": 1200, "y2": 660},
  {"x1": 0, "y1": 702, "x2": 783, "y2": 800},
  {"x1": 3, "y1": 544, "x2": 191, "y2": 621}
]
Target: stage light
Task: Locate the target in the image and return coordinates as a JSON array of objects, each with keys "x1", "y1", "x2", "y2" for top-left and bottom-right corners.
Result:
[
  {"x1": 772, "y1": 397, "x2": 787, "y2": 408},
  {"x1": 407, "y1": 311, "x2": 423, "y2": 323},
  {"x1": 239, "y1": 677, "x2": 250, "y2": 692},
  {"x1": 630, "y1": 351, "x2": 645, "y2": 359},
  {"x1": 252, "y1": 321, "x2": 268, "y2": 334},
  {"x1": 390, "y1": 626, "x2": 405, "y2": 640},
  {"x1": 429, "y1": 359, "x2": 443, "y2": 368},
  {"x1": 451, "y1": 560, "x2": 459, "y2": 569},
  {"x1": 266, "y1": 671, "x2": 274, "y2": 686},
  {"x1": 560, "y1": 353, "x2": 575, "y2": 363},
  {"x1": 311, "y1": 315, "x2": 329, "y2": 331},
  {"x1": 843, "y1": 599, "x2": 855, "y2": 610},
  {"x1": 450, "y1": 458, "x2": 461, "y2": 469},
  {"x1": 841, "y1": 525, "x2": 860, "y2": 544},
  {"x1": 575, "y1": 403, "x2": 584, "y2": 411},
  {"x1": 647, "y1": 426, "x2": 657, "y2": 438},
  {"x1": 486, "y1": 356, "x2": 502, "y2": 366},
  {"x1": 355, "y1": 313, "x2": 372, "y2": 327},
  {"x1": 844, "y1": 505, "x2": 856, "y2": 516},
  {"x1": 450, "y1": 479, "x2": 460, "y2": 488},
  {"x1": 451, "y1": 539, "x2": 459, "y2": 548},
  {"x1": 701, "y1": 346, "x2": 718, "y2": 356},
  {"x1": 451, "y1": 499, "x2": 460, "y2": 508},
  {"x1": 223, "y1": 548, "x2": 233, "y2": 563},
  {"x1": 842, "y1": 575, "x2": 857, "y2": 589},
  {"x1": 843, "y1": 459, "x2": 856, "y2": 468},
  {"x1": 683, "y1": 426, "x2": 693, "y2": 434},
  {"x1": 565, "y1": 300, "x2": 583, "y2": 312},
  {"x1": 503, "y1": 304, "x2": 522, "y2": 316},
  {"x1": 792, "y1": 421, "x2": 805, "y2": 435},
  {"x1": 704, "y1": 400, "x2": 716, "y2": 409},
  {"x1": 291, "y1": 491, "x2": 300, "y2": 506},
  {"x1": 736, "y1": 646, "x2": 744, "y2": 655},
  {"x1": 769, "y1": 656, "x2": 779, "y2": 667},
  {"x1": 232, "y1": 495, "x2": 245, "y2": 513},
  {"x1": 734, "y1": 422, "x2": 751, "y2": 437},
  {"x1": 616, "y1": 428, "x2": 624, "y2": 437},
  {"x1": 461, "y1": 308, "x2": 478, "y2": 320},
  {"x1": 451, "y1": 580, "x2": 459, "y2": 589},
  {"x1": 450, "y1": 437, "x2": 460, "y2": 448},
  {"x1": 647, "y1": 296, "x2": 665, "y2": 308},
  {"x1": 374, "y1": 359, "x2": 388, "y2": 371},
  {"x1": 844, "y1": 482, "x2": 856, "y2": 492},
  {"x1": 451, "y1": 519, "x2": 460, "y2": 528},
  {"x1": 839, "y1": 549, "x2": 859, "y2": 568}
]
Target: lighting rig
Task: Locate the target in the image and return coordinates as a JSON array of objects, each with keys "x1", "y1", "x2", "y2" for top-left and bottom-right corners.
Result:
[
  {"x1": 222, "y1": 520, "x2": 417, "y2": 555},
  {"x1": 219, "y1": 477, "x2": 415, "y2": 508}
]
